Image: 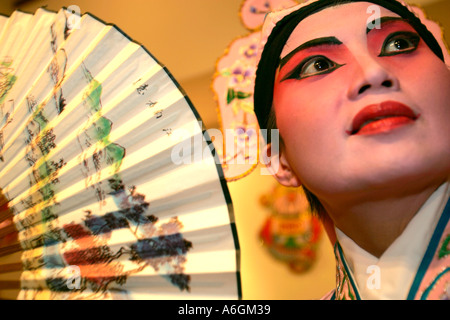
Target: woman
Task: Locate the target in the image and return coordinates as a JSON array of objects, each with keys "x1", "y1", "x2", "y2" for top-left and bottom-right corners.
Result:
[{"x1": 253, "y1": 0, "x2": 450, "y2": 299}]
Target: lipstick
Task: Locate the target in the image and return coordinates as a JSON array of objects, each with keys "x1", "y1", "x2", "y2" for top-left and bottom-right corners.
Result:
[{"x1": 348, "y1": 101, "x2": 420, "y2": 135}]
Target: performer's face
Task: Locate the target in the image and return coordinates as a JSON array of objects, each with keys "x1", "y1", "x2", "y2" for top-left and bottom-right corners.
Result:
[{"x1": 272, "y1": 2, "x2": 450, "y2": 204}]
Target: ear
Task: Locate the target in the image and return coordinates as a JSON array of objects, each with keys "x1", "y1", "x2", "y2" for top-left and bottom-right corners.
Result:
[{"x1": 264, "y1": 142, "x2": 301, "y2": 188}]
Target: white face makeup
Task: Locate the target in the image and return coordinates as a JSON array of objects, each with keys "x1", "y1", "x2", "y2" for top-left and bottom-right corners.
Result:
[{"x1": 272, "y1": 2, "x2": 450, "y2": 205}]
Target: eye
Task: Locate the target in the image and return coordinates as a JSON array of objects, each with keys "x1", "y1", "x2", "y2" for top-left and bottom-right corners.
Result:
[
  {"x1": 282, "y1": 55, "x2": 343, "y2": 81},
  {"x1": 379, "y1": 31, "x2": 420, "y2": 56},
  {"x1": 303, "y1": 57, "x2": 334, "y2": 76}
]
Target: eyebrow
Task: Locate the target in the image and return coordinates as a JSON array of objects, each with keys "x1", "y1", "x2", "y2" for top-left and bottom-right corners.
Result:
[
  {"x1": 366, "y1": 16, "x2": 409, "y2": 34},
  {"x1": 279, "y1": 36, "x2": 342, "y2": 68}
]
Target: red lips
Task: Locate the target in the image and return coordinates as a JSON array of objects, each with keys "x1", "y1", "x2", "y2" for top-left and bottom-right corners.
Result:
[{"x1": 348, "y1": 101, "x2": 420, "y2": 135}]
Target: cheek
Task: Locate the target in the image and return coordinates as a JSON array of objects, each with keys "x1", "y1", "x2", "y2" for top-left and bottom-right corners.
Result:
[
  {"x1": 273, "y1": 82, "x2": 316, "y2": 141},
  {"x1": 389, "y1": 44, "x2": 450, "y2": 94},
  {"x1": 417, "y1": 59, "x2": 450, "y2": 146},
  {"x1": 273, "y1": 77, "x2": 345, "y2": 139},
  {"x1": 399, "y1": 50, "x2": 450, "y2": 113},
  {"x1": 418, "y1": 60, "x2": 450, "y2": 105},
  {"x1": 272, "y1": 80, "x2": 344, "y2": 172}
]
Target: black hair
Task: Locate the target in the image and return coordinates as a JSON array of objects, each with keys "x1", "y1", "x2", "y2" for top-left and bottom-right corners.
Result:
[{"x1": 253, "y1": 0, "x2": 445, "y2": 214}]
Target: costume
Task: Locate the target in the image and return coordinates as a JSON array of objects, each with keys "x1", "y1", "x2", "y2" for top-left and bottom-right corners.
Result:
[{"x1": 326, "y1": 183, "x2": 450, "y2": 300}]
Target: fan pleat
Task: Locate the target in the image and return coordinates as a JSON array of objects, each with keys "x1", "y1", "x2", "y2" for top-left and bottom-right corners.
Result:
[{"x1": 0, "y1": 14, "x2": 109, "y2": 163}]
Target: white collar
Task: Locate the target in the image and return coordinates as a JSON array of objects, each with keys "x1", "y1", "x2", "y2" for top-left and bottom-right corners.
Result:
[{"x1": 335, "y1": 182, "x2": 450, "y2": 300}]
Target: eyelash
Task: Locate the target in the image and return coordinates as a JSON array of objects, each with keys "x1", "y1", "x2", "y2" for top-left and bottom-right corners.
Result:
[
  {"x1": 281, "y1": 31, "x2": 421, "y2": 81},
  {"x1": 379, "y1": 31, "x2": 420, "y2": 56},
  {"x1": 282, "y1": 55, "x2": 343, "y2": 81}
]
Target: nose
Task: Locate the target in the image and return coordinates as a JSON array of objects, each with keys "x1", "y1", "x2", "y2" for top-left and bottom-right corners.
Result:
[{"x1": 347, "y1": 56, "x2": 400, "y2": 100}]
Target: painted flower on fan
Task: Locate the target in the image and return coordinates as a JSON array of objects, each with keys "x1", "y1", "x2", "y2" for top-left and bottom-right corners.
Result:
[
  {"x1": 0, "y1": 58, "x2": 16, "y2": 105},
  {"x1": 130, "y1": 233, "x2": 192, "y2": 291}
]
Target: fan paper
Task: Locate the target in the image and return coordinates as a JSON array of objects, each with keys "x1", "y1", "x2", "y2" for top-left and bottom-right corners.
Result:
[{"x1": 0, "y1": 8, "x2": 241, "y2": 300}]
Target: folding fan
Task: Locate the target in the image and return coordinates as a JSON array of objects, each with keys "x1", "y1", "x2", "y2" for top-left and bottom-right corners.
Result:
[{"x1": 0, "y1": 7, "x2": 240, "y2": 300}]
